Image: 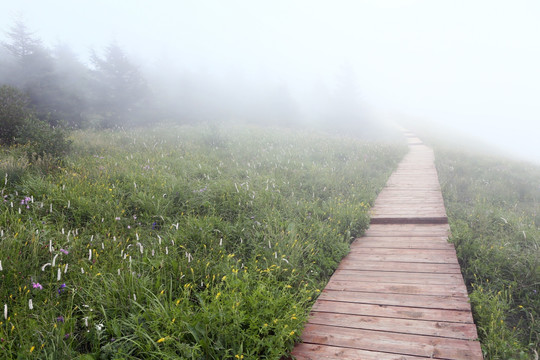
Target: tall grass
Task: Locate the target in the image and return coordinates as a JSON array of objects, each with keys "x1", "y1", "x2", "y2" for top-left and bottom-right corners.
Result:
[
  {"x1": 0, "y1": 124, "x2": 405, "y2": 359},
  {"x1": 436, "y1": 148, "x2": 540, "y2": 359}
]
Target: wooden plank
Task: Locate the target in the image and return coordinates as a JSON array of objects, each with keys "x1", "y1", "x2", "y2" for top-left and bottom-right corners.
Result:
[
  {"x1": 343, "y1": 252, "x2": 459, "y2": 264},
  {"x1": 348, "y1": 248, "x2": 458, "y2": 257},
  {"x1": 291, "y1": 343, "x2": 428, "y2": 360},
  {"x1": 365, "y1": 225, "x2": 450, "y2": 237},
  {"x1": 311, "y1": 301, "x2": 474, "y2": 323},
  {"x1": 354, "y1": 237, "x2": 454, "y2": 249},
  {"x1": 308, "y1": 311, "x2": 479, "y2": 340},
  {"x1": 325, "y1": 280, "x2": 468, "y2": 297},
  {"x1": 318, "y1": 290, "x2": 472, "y2": 311},
  {"x1": 331, "y1": 269, "x2": 465, "y2": 285},
  {"x1": 337, "y1": 259, "x2": 462, "y2": 274},
  {"x1": 370, "y1": 217, "x2": 448, "y2": 225},
  {"x1": 298, "y1": 323, "x2": 483, "y2": 359}
]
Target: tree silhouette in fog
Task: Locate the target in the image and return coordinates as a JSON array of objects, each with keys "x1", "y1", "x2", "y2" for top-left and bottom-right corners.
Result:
[{"x1": 90, "y1": 42, "x2": 149, "y2": 127}]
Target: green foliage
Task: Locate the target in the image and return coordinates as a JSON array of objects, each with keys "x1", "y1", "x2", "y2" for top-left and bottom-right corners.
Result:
[
  {"x1": 436, "y1": 148, "x2": 540, "y2": 358},
  {"x1": 0, "y1": 85, "x2": 71, "y2": 165},
  {"x1": 0, "y1": 124, "x2": 405, "y2": 358},
  {"x1": 16, "y1": 116, "x2": 72, "y2": 162},
  {"x1": 0, "y1": 84, "x2": 33, "y2": 145}
]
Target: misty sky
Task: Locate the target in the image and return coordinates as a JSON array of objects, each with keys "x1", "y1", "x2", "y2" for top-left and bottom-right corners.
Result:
[{"x1": 2, "y1": 0, "x2": 540, "y2": 163}]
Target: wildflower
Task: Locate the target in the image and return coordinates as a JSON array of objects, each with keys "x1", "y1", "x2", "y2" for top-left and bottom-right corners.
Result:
[
  {"x1": 4, "y1": 304, "x2": 7, "y2": 320},
  {"x1": 28, "y1": 299, "x2": 33, "y2": 310},
  {"x1": 57, "y1": 316, "x2": 64, "y2": 323},
  {"x1": 0, "y1": 260, "x2": 2, "y2": 271},
  {"x1": 95, "y1": 323, "x2": 104, "y2": 332},
  {"x1": 30, "y1": 346, "x2": 35, "y2": 353},
  {"x1": 115, "y1": 217, "x2": 121, "y2": 221},
  {"x1": 157, "y1": 337, "x2": 166, "y2": 343},
  {"x1": 64, "y1": 333, "x2": 70, "y2": 339},
  {"x1": 58, "y1": 283, "x2": 66, "y2": 294},
  {"x1": 60, "y1": 249, "x2": 69, "y2": 255}
]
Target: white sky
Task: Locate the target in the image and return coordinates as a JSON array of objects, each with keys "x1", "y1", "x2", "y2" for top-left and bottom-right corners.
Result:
[{"x1": 1, "y1": 0, "x2": 540, "y2": 163}]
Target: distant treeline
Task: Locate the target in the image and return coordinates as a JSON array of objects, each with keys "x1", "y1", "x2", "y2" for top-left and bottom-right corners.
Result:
[
  {"x1": 0, "y1": 21, "x2": 151, "y2": 129},
  {"x1": 1, "y1": 20, "x2": 379, "y2": 136}
]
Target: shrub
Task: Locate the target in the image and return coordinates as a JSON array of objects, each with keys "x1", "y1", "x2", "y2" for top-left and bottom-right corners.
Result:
[
  {"x1": 0, "y1": 84, "x2": 71, "y2": 163},
  {"x1": 0, "y1": 84, "x2": 33, "y2": 145},
  {"x1": 16, "y1": 116, "x2": 72, "y2": 161}
]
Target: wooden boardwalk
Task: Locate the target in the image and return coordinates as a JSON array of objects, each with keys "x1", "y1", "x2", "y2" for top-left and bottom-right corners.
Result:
[{"x1": 291, "y1": 133, "x2": 483, "y2": 359}]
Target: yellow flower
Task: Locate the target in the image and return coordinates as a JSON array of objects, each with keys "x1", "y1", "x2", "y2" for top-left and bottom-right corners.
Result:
[
  {"x1": 289, "y1": 331, "x2": 295, "y2": 336},
  {"x1": 216, "y1": 292, "x2": 221, "y2": 299},
  {"x1": 157, "y1": 337, "x2": 166, "y2": 343},
  {"x1": 30, "y1": 346, "x2": 35, "y2": 353}
]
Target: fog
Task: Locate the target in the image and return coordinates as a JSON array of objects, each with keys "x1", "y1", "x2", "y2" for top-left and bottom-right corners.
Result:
[{"x1": 1, "y1": 1, "x2": 540, "y2": 162}]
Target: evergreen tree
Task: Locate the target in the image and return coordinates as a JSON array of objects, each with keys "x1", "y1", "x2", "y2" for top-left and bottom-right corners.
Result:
[{"x1": 90, "y1": 42, "x2": 149, "y2": 127}]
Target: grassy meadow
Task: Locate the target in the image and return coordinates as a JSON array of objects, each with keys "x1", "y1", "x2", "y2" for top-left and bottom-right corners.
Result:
[
  {"x1": 436, "y1": 148, "x2": 540, "y2": 359},
  {"x1": 0, "y1": 125, "x2": 405, "y2": 359}
]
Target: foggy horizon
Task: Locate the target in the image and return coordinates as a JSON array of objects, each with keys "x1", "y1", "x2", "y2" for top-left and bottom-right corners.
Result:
[{"x1": 1, "y1": 0, "x2": 539, "y2": 163}]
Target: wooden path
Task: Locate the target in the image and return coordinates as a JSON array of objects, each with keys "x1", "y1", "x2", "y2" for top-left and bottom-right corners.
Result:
[{"x1": 291, "y1": 133, "x2": 483, "y2": 359}]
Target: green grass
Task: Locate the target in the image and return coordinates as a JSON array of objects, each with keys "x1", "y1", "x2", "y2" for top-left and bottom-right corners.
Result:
[
  {"x1": 436, "y1": 147, "x2": 540, "y2": 359},
  {"x1": 0, "y1": 124, "x2": 405, "y2": 359}
]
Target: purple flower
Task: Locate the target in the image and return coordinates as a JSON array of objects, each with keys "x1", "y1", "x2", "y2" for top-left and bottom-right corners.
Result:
[
  {"x1": 60, "y1": 249, "x2": 69, "y2": 255},
  {"x1": 57, "y1": 316, "x2": 64, "y2": 323},
  {"x1": 58, "y1": 283, "x2": 66, "y2": 294},
  {"x1": 32, "y1": 282, "x2": 43, "y2": 290}
]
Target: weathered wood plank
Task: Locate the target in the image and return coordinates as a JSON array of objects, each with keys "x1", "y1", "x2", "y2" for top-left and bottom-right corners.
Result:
[
  {"x1": 308, "y1": 311, "x2": 479, "y2": 339},
  {"x1": 365, "y1": 225, "x2": 450, "y2": 237},
  {"x1": 343, "y1": 252, "x2": 460, "y2": 264},
  {"x1": 291, "y1": 343, "x2": 428, "y2": 360},
  {"x1": 312, "y1": 300, "x2": 474, "y2": 323},
  {"x1": 291, "y1": 343, "x2": 427, "y2": 360},
  {"x1": 325, "y1": 279, "x2": 468, "y2": 297},
  {"x1": 337, "y1": 259, "x2": 462, "y2": 273},
  {"x1": 298, "y1": 323, "x2": 483, "y2": 359},
  {"x1": 354, "y1": 237, "x2": 454, "y2": 249},
  {"x1": 331, "y1": 269, "x2": 465, "y2": 285},
  {"x1": 318, "y1": 290, "x2": 472, "y2": 311}
]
